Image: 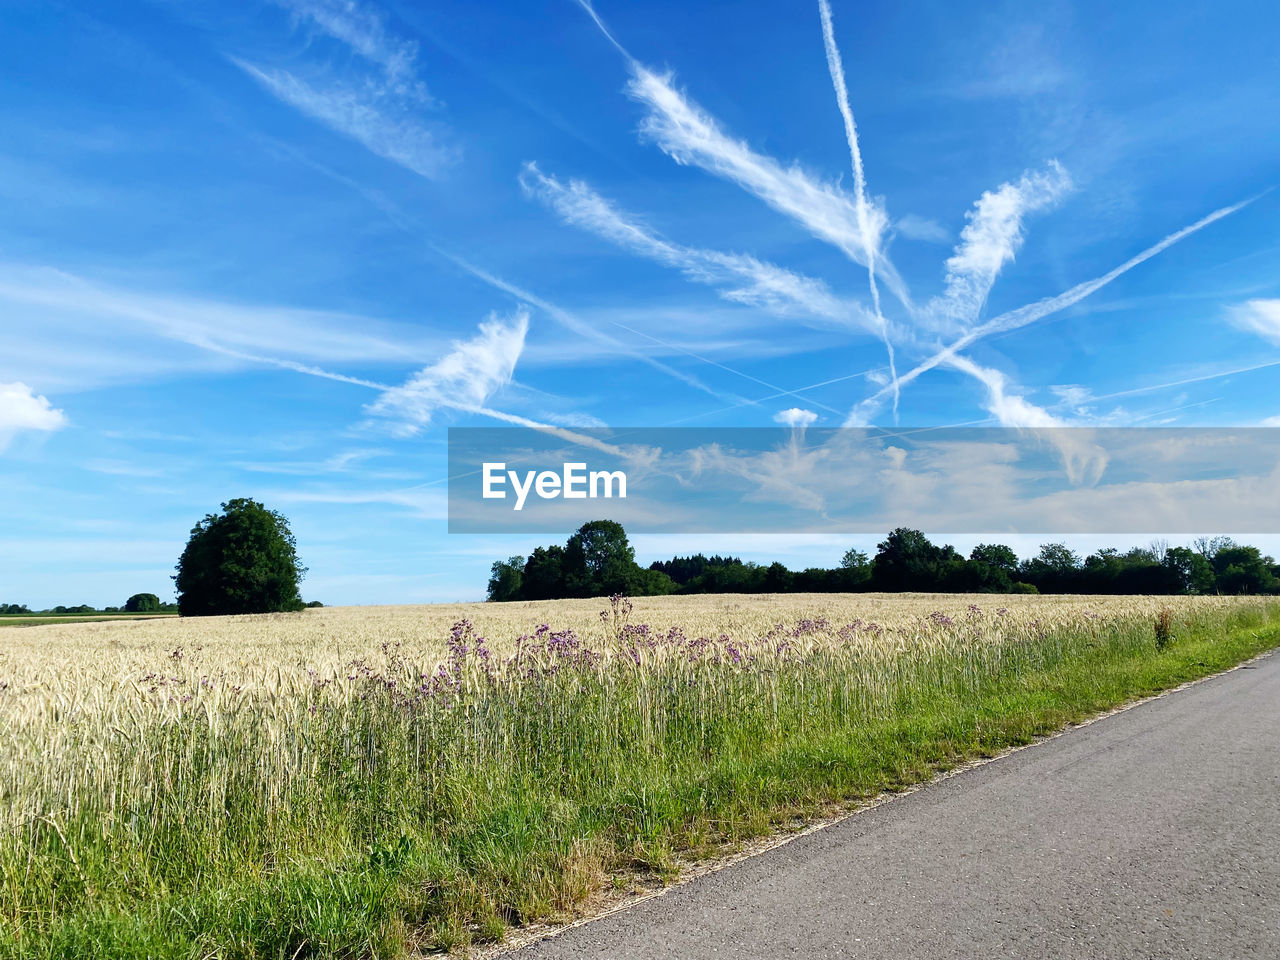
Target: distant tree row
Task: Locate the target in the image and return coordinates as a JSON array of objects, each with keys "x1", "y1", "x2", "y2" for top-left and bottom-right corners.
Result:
[
  {"x1": 487, "y1": 520, "x2": 678, "y2": 602},
  {"x1": 488, "y1": 524, "x2": 1280, "y2": 600},
  {"x1": 0, "y1": 595, "x2": 179, "y2": 616}
]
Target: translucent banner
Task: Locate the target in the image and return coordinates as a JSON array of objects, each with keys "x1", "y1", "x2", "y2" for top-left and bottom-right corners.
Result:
[{"x1": 447, "y1": 427, "x2": 1280, "y2": 533}]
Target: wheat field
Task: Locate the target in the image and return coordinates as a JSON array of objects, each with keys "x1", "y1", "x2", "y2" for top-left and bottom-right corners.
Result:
[
  {"x1": 2, "y1": 593, "x2": 1277, "y2": 956},
  {"x1": 0, "y1": 592, "x2": 1250, "y2": 715}
]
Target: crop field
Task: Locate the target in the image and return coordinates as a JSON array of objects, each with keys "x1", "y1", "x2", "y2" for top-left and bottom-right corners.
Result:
[
  {"x1": 0, "y1": 613, "x2": 177, "y2": 629},
  {"x1": 2, "y1": 593, "x2": 1279, "y2": 957}
]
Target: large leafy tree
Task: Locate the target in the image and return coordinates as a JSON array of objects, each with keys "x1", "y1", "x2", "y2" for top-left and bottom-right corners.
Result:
[
  {"x1": 1212, "y1": 545, "x2": 1278, "y2": 595},
  {"x1": 124, "y1": 592, "x2": 161, "y2": 613},
  {"x1": 174, "y1": 499, "x2": 306, "y2": 616},
  {"x1": 871, "y1": 528, "x2": 962, "y2": 592},
  {"x1": 563, "y1": 520, "x2": 637, "y2": 597}
]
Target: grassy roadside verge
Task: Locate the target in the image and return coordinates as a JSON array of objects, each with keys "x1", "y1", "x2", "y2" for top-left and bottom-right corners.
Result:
[{"x1": 3, "y1": 601, "x2": 1278, "y2": 958}]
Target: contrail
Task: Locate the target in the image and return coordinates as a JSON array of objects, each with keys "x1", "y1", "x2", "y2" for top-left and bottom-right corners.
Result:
[
  {"x1": 845, "y1": 193, "x2": 1262, "y2": 425},
  {"x1": 573, "y1": 1, "x2": 911, "y2": 307},
  {"x1": 817, "y1": 0, "x2": 899, "y2": 415},
  {"x1": 439, "y1": 249, "x2": 743, "y2": 404},
  {"x1": 1062, "y1": 357, "x2": 1280, "y2": 406},
  {"x1": 572, "y1": 0, "x2": 631, "y2": 58},
  {"x1": 443, "y1": 249, "x2": 849, "y2": 415}
]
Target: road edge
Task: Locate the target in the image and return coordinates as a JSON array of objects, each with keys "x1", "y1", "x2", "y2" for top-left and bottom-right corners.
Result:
[{"x1": 473, "y1": 644, "x2": 1278, "y2": 958}]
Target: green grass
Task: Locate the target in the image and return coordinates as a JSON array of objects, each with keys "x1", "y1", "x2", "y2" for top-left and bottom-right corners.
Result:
[{"x1": 2, "y1": 602, "x2": 1277, "y2": 958}]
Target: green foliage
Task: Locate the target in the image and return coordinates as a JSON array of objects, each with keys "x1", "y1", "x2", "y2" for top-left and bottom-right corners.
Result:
[
  {"x1": 626, "y1": 566, "x2": 678, "y2": 596},
  {"x1": 124, "y1": 593, "x2": 161, "y2": 613},
  {"x1": 1163, "y1": 547, "x2": 1215, "y2": 595},
  {"x1": 969, "y1": 543, "x2": 1018, "y2": 573},
  {"x1": 522, "y1": 545, "x2": 567, "y2": 601},
  {"x1": 563, "y1": 520, "x2": 636, "y2": 597},
  {"x1": 490, "y1": 525, "x2": 1280, "y2": 600},
  {"x1": 1212, "y1": 545, "x2": 1278, "y2": 595},
  {"x1": 486, "y1": 556, "x2": 525, "y2": 602},
  {"x1": 870, "y1": 527, "x2": 964, "y2": 592},
  {"x1": 763, "y1": 561, "x2": 793, "y2": 592},
  {"x1": 173, "y1": 498, "x2": 306, "y2": 617}
]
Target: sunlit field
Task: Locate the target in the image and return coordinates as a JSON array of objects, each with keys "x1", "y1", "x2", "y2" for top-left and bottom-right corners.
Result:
[
  {"x1": 2, "y1": 594, "x2": 1278, "y2": 957},
  {"x1": 0, "y1": 593, "x2": 1246, "y2": 699}
]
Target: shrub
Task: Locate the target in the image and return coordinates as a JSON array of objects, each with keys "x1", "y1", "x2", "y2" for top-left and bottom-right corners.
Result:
[{"x1": 125, "y1": 593, "x2": 161, "y2": 613}]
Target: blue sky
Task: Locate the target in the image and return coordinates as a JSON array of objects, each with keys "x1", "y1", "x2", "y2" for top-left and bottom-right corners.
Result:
[{"x1": 1, "y1": 0, "x2": 1278, "y2": 607}]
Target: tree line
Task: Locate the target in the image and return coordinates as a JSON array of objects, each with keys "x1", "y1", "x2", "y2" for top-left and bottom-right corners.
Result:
[
  {"x1": 0, "y1": 594, "x2": 179, "y2": 616},
  {"x1": 488, "y1": 523, "x2": 1280, "y2": 600}
]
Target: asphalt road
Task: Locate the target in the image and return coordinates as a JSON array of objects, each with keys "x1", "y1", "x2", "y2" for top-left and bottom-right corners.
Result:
[{"x1": 514, "y1": 652, "x2": 1280, "y2": 959}]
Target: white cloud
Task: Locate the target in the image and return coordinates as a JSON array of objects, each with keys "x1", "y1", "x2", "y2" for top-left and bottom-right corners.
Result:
[
  {"x1": 538, "y1": 410, "x2": 610, "y2": 429},
  {"x1": 368, "y1": 308, "x2": 530, "y2": 430},
  {"x1": 234, "y1": 61, "x2": 455, "y2": 179},
  {"x1": 623, "y1": 66, "x2": 909, "y2": 306},
  {"x1": 1228, "y1": 299, "x2": 1280, "y2": 346},
  {"x1": 272, "y1": 0, "x2": 428, "y2": 99},
  {"x1": 519, "y1": 163, "x2": 874, "y2": 333},
  {"x1": 943, "y1": 355, "x2": 1109, "y2": 485},
  {"x1": 1050, "y1": 384, "x2": 1094, "y2": 409},
  {"x1": 1262, "y1": 415, "x2": 1280, "y2": 427},
  {"x1": 944, "y1": 355, "x2": 1063, "y2": 429},
  {"x1": 847, "y1": 194, "x2": 1259, "y2": 425},
  {"x1": 924, "y1": 161, "x2": 1071, "y2": 332},
  {"x1": 0, "y1": 381, "x2": 67, "y2": 451},
  {"x1": 0, "y1": 264, "x2": 438, "y2": 390},
  {"x1": 773, "y1": 407, "x2": 818, "y2": 428},
  {"x1": 894, "y1": 214, "x2": 950, "y2": 244},
  {"x1": 445, "y1": 253, "x2": 744, "y2": 403}
]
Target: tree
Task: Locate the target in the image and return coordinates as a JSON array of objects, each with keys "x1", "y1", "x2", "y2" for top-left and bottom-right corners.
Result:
[
  {"x1": 872, "y1": 528, "x2": 958, "y2": 592},
  {"x1": 831, "y1": 548, "x2": 872, "y2": 590},
  {"x1": 763, "y1": 561, "x2": 794, "y2": 593},
  {"x1": 522, "y1": 545, "x2": 567, "y2": 600},
  {"x1": 1212, "y1": 545, "x2": 1278, "y2": 595},
  {"x1": 1163, "y1": 547, "x2": 1216, "y2": 595},
  {"x1": 1020, "y1": 543, "x2": 1081, "y2": 592},
  {"x1": 970, "y1": 543, "x2": 1019, "y2": 575},
  {"x1": 626, "y1": 566, "x2": 678, "y2": 596},
  {"x1": 562, "y1": 520, "x2": 637, "y2": 597},
  {"x1": 125, "y1": 593, "x2": 161, "y2": 613},
  {"x1": 174, "y1": 498, "x2": 306, "y2": 616},
  {"x1": 486, "y1": 556, "x2": 525, "y2": 602},
  {"x1": 962, "y1": 543, "x2": 1019, "y2": 592},
  {"x1": 1194, "y1": 536, "x2": 1236, "y2": 563}
]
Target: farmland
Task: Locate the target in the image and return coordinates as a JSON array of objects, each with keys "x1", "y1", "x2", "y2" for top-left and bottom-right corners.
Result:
[{"x1": 2, "y1": 594, "x2": 1278, "y2": 957}]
